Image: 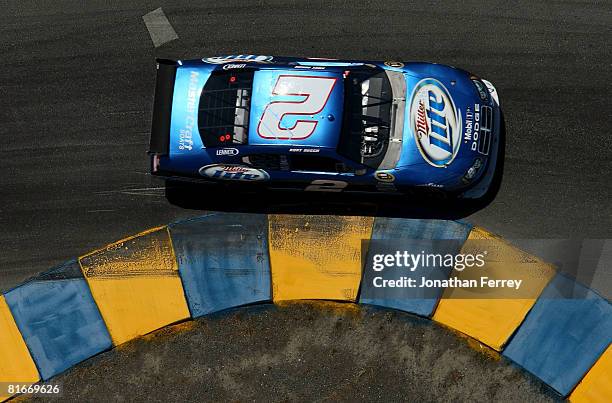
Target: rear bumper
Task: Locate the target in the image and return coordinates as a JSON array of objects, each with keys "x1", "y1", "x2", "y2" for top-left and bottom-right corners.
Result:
[{"x1": 148, "y1": 59, "x2": 178, "y2": 155}]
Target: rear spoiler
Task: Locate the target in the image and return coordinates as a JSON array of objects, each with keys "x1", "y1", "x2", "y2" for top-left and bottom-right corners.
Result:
[{"x1": 148, "y1": 59, "x2": 178, "y2": 155}]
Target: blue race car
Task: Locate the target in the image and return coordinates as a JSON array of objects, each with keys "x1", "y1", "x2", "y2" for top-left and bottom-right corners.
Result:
[{"x1": 149, "y1": 55, "x2": 502, "y2": 199}]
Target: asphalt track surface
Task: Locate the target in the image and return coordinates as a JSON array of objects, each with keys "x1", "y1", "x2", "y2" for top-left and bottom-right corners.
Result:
[{"x1": 1, "y1": 0, "x2": 610, "y2": 401}]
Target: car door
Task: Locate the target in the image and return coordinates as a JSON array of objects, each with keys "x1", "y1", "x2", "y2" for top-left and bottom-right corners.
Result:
[{"x1": 238, "y1": 151, "x2": 368, "y2": 192}]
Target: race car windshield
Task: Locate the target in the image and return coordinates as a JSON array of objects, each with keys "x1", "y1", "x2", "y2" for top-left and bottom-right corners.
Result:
[
  {"x1": 198, "y1": 70, "x2": 254, "y2": 147},
  {"x1": 337, "y1": 66, "x2": 392, "y2": 169}
]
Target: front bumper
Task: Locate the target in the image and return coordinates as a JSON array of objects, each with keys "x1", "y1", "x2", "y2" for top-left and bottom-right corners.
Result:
[{"x1": 459, "y1": 79, "x2": 502, "y2": 199}]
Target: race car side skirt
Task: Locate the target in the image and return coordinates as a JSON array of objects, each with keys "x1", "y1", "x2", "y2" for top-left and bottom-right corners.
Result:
[{"x1": 148, "y1": 59, "x2": 178, "y2": 155}]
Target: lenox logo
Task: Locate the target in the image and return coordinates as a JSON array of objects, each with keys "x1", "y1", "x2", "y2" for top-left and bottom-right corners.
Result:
[
  {"x1": 222, "y1": 63, "x2": 246, "y2": 70},
  {"x1": 409, "y1": 78, "x2": 461, "y2": 167},
  {"x1": 215, "y1": 148, "x2": 239, "y2": 156}
]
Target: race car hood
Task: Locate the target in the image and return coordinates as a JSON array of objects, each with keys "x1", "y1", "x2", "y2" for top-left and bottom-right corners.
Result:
[
  {"x1": 395, "y1": 70, "x2": 491, "y2": 186},
  {"x1": 248, "y1": 70, "x2": 344, "y2": 148}
]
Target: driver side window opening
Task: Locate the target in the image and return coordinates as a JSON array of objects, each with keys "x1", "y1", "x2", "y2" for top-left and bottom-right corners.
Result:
[
  {"x1": 242, "y1": 154, "x2": 353, "y2": 174},
  {"x1": 290, "y1": 154, "x2": 354, "y2": 173}
]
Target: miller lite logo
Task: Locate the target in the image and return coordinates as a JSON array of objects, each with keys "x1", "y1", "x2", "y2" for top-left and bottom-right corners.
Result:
[
  {"x1": 409, "y1": 78, "x2": 461, "y2": 167},
  {"x1": 203, "y1": 55, "x2": 273, "y2": 64},
  {"x1": 199, "y1": 164, "x2": 269, "y2": 181}
]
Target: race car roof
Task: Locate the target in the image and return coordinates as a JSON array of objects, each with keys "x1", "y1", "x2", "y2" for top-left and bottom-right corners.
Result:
[{"x1": 247, "y1": 69, "x2": 344, "y2": 148}]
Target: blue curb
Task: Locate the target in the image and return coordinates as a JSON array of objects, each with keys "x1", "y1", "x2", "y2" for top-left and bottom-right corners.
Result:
[
  {"x1": 503, "y1": 272, "x2": 612, "y2": 396},
  {"x1": 359, "y1": 218, "x2": 472, "y2": 317},
  {"x1": 4, "y1": 260, "x2": 112, "y2": 380},
  {"x1": 169, "y1": 213, "x2": 272, "y2": 317}
]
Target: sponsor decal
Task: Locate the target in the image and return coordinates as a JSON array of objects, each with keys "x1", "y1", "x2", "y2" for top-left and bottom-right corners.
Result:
[
  {"x1": 294, "y1": 65, "x2": 326, "y2": 70},
  {"x1": 409, "y1": 78, "x2": 461, "y2": 167},
  {"x1": 417, "y1": 182, "x2": 444, "y2": 188},
  {"x1": 463, "y1": 104, "x2": 480, "y2": 152},
  {"x1": 473, "y1": 80, "x2": 489, "y2": 101},
  {"x1": 384, "y1": 61, "x2": 404, "y2": 68},
  {"x1": 375, "y1": 171, "x2": 395, "y2": 182},
  {"x1": 288, "y1": 148, "x2": 321, "y2": 153},
  {"x1": 199, "y1": 164, "x2": 269, "y2": 181},
  {"x1": 203, "y1": 55, "x2": 273, "y2": 64},
  {"x1": 215, "y1": 148, "x2": 239, "y2": 156},
  {"x1": 482, "y1": 79, "x2": 498, "y2": 104},
  {"x1": 222, "y1": 63, "x2": 247, "y2": 70},
  {"x1": 376, "y1": 181, "x2": 398, "y2": 192},
  {"x1": 179, "y1": 70, "x2": 199, "y2": 151}
]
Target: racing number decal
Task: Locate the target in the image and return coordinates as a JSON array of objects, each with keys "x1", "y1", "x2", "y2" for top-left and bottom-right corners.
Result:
[
  {"x1": 304, "y1": 180, "x2": 348, "y2": 192},
  {"x1": 257, "y1": 76, "x2": 337, "y2": 139}
]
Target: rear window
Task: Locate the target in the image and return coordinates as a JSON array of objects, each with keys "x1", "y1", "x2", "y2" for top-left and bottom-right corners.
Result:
[{"x1": 198, "y1": 70, "x2": 254, "y2": 147}]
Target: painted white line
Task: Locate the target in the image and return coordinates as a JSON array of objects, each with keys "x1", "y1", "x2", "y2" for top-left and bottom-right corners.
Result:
[
  {"x1": 95, "y1": 187, "x2": 166, "y2": 197},
  {"x1": 142, "y1": 7, "x2": 178, "y2": 47}
]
